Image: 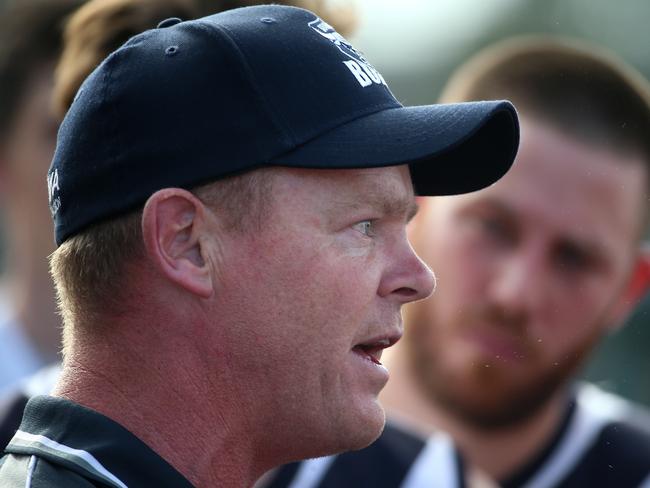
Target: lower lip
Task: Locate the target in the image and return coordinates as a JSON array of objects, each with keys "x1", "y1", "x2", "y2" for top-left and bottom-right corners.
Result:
[
  {"x1": 352, "y1": 348, "x2": 389, "y2": 381},
  {"x1": 465, "y1": 330, "x2": 526, "y2": 362}
]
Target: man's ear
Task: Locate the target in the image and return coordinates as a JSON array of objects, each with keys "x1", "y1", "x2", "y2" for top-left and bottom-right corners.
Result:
[
  {"x1": 141, "y1": 188, "x2": 213, "y2": 298},
  {"x1": 607, "y1": 248, "x2": 650, "y2": 331}
]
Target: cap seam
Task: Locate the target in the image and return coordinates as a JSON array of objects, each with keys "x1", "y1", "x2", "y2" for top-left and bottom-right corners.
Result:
[{"x1": 203, "y1": 21, "x2": 297, "y2": 147}]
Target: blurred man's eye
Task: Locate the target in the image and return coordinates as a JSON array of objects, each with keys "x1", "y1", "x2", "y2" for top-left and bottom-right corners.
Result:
[
  {"x1": 554, "y1": 242, "x2": 590, "y2": 273},
  {"x1": 476, "y1": 214, "x2": 515, "y2": 245}
]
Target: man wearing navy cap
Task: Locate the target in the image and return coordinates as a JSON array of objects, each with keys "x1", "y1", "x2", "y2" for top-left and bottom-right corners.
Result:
[{"x1": 0, "y1": 5, "x2": 518, "y2": 487}]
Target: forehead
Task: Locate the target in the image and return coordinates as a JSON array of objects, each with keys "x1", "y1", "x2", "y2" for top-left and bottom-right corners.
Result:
[
  {"x1": 441, "y1": 118, "x2": 646, "y2": 245},
  {"x1": 271, "y1": 165, "x2": 415, "y2": 210}
]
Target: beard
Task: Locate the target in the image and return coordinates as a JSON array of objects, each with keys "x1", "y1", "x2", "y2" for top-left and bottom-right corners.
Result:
[{"x1": 404, "y1": 300, "x2": 602, "y2": 431}]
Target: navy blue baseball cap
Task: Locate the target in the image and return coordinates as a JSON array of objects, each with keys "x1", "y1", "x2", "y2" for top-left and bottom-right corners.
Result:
[{"x1": 48, "y1": 4, "x2": 519, "y2": 246}]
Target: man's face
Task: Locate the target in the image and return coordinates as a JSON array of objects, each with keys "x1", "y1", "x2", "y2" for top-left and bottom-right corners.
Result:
[
  {"x1": 0, "y1": 67, "x2": 59, "y2": 263},
  {"x1": 404, "y1": 118, "x2": 647, "y2": 428},
  {"x1": 210, "y1": 165, "x2": 434, "y2": 461}
]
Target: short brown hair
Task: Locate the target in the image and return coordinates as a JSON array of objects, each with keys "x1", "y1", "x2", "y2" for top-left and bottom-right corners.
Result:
[
  {"x1": 50, "y1": 168, "x2": 274, "y2": 346},
  {"x1": 440, "y1": 36, "x2": 650, "y2": 177}
]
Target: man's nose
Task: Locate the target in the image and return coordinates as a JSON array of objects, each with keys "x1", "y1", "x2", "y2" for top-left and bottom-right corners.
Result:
[
  {"x1": 378, "y1": 239, "x2": 436, "y2": 303},
  {"x1": 489, "y1": 249, "x2": 546, "y2": 318}
]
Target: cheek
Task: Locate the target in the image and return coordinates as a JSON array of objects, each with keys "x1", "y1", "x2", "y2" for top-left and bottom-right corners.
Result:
[
  {"x1": 428, "y1": 232, "x2": 492, "y2": 307},
  {"x1": 294, "y1": 252, "x2": 380, "y2": 330},
  {"x1": 540, "y1": 282, "x2": 614, "y2": 346},
  {"x1": 240, "y1": 241, "x2": 380, "y2": 354}
]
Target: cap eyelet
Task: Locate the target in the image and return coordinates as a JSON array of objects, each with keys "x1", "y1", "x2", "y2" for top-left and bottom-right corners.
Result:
[
  {"x1": 157, "y1": 17, "x2": 182, "y2": 29},
  {"x1": 165, "y1": 45, "x2": 179, "y2": 56},
  {"x1": 260, "y1": 17, "x2": 276, "y2": 24}
]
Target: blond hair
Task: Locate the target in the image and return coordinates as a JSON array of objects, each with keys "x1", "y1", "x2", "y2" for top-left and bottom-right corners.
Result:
[{"x1": 50, "y1": 169, "x2": 274, "y2": 353}]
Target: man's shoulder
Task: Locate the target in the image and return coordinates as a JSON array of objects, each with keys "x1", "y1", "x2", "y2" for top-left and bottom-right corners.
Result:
[
  {"x1": 580, "y1": 383, "x2": 650, "y2": 453},
  {"x1": 1, "y1": 395, "x2": 194, "y2": 487},
  {"x1": 576, "y1": 382, "x2": 650, "y2": 436},
  {"x1": 0, "y1": 452, "x2": 97, "y2": 487},
  {"x1": 553, "y1": 383, "x2": 650, "y2": 487}
]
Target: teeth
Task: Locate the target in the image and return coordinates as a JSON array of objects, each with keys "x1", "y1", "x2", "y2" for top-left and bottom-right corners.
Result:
[
  {"x1": 365, "y1": 339, "x2": 390, "y2": 348},
  {"x1": 357, "y1": 338, "x2": 391, "y2": 350}
]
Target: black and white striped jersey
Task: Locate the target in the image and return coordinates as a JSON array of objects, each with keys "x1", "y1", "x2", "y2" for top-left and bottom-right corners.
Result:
[
  {"x1": 0, "y1": 395, "x2": 193, "y2": 487},
  {"x1": 267, "y1": 384, "x2": 650, "y2": 488}
]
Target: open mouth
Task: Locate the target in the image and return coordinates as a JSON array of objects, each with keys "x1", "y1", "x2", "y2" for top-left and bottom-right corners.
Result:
[{"x1": 353, "y1": 337, "x2": 398, "y2": 365}]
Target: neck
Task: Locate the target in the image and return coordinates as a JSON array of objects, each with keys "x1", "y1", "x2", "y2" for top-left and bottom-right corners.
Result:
[
  {"x1": 380, "y1": 344, "x2": 569, "y2": 481},
  {"x1": 53, "y1": 326, "x2": 267, "y2": 488}
]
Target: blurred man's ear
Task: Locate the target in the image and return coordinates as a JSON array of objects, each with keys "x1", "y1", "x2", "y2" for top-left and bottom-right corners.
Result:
[{"x1": 607, "y1": 246, "x2": 650, "y2": 331}]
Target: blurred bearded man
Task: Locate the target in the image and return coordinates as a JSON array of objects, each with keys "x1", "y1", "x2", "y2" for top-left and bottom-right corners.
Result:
[
  {"x1": 267, "y1": 36, "x2": 650, "y2": 488},
  {"x1": 381, "y1": 37, "x2": 650, "y2": 488}
]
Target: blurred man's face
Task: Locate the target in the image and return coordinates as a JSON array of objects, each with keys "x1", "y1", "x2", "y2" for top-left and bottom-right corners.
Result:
[
  {"x1": 0, "y1": 67, "x2": 59, "y2": 262},
  {"x1": 404, "y1": 117, "x2": 646, "y2": 428},
  {"x1": 209, "y1": 166, "x2": 434, "y2": 462}
]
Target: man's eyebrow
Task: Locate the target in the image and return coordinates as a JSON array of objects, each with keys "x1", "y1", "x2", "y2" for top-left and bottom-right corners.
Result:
[
  {"x1": 333, "y1": 191, "x2": 418, "y2": 221},
  {"x1": 472, "y1": 197, "x2": 609, "y2": 260}
]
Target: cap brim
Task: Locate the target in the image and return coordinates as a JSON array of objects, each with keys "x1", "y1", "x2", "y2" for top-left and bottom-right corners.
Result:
[{"x1": 269, "y1": 100, "x2": 519, "y2": 196}]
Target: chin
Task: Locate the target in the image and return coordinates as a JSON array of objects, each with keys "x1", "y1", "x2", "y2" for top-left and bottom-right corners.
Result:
[
  {"x1": 323, "y1": 400, "x2": 387, "y2": 456},
  {"x1": 346, "y1": 399, "x2": 387, "y2": 451}
]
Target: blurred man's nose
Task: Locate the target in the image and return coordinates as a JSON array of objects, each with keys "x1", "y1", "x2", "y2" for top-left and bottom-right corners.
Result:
[{"x1": 489, "y1": 247, "x2": 546, "y2": 319}]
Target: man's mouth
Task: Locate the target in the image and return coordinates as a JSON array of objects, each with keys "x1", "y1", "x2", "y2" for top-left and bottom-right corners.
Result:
[
  {"x1": 352, "y1": 337, "x2": 399, "y2": 365},
  {"x1": 464, "y1": 327, "x2": 530, "y2": 362}
]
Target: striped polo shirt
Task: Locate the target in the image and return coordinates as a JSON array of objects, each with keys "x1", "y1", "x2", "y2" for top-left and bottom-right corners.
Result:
[
  {"x1": 268, "y1": 384, "x2": 650, "y2": 488},
  {"x1": 0, "y1": 395, "x2": 193, "y2": 487}
]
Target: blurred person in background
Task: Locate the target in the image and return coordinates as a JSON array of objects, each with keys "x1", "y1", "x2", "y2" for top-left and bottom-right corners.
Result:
[
  {"x1": 380, "y1": 37, "x2": 650, "y2": 487},
  {"x1": 0, "y1": 0, "x2": 83, "y2": 405},
  {"x1": 0, "y1": 0, "x2": 199, "y2": 450},
  {"x1": 269, "y1": 36, "x2": 650, "y2": 488}
]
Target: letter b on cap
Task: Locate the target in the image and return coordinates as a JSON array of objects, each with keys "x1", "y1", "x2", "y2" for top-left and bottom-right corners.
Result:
[
  {"x1": 343, "y1": 60, "x2": 372, "y2": 87},
  {"x1": 343, "y1": 60, "x2": 387, "y2": 88}
]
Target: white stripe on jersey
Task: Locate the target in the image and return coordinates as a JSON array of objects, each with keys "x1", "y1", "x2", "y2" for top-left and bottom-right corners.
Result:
[
  {"x1": 10, "y1": 430, "x2": 127, "y2": 488},
  {"x1": 25, "y1": 455, "x2": 36, "y2": 488},
  {"x1": 287, "y1": 455, "x2": 337, "y2": 488},
  {"x1": 400, "y1": 431, "x2": 458, "y2": 488},
  {"x1": 521, "y1": 383, "x2": 629, "y2": 488},
  {"x1": 638, "y1": 473, "x2": 650, "y2": 488}
]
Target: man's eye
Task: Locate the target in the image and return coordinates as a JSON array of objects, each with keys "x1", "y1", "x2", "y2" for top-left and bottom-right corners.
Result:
[
  {"x1": 476, "y1": 215, "x2": 514, "y2": 244},
  {"x1": 554, "y1": 243, "x2": 589, "y2": 273},
  {"x1": 353, "y1": 220, "x2": 374, "y2": 236}
]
